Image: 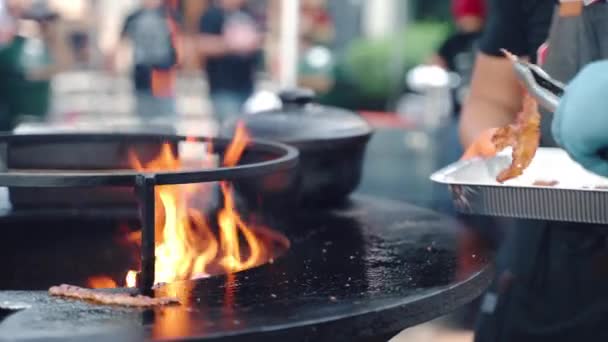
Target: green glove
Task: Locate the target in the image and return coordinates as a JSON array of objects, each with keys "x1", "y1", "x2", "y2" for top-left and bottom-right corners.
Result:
[{"x1": 552, "y1": 60, "x2": 608, "y2": 177}]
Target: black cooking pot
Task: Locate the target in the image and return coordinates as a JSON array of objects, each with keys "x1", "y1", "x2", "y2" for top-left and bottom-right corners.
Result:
[{"x1": 221, "y1": 88, "x2": 373, "y2": 207}]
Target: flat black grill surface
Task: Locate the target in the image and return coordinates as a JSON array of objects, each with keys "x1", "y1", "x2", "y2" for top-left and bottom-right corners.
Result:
[{"x1": 0, "y1": 195, "x2": 492, "y2": 342}]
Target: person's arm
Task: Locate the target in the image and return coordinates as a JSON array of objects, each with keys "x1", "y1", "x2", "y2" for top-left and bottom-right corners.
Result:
[
  {"x1": 27, "y1": 20, "x2": 72, "y2": 80},
  {"x1": 458, "y1": 0, "x2": 544, "y2": 156},
  {"x1": 198, "y1": 8, "x2": 229, "y2": 58},
  {"x1": 167, "y1": 9, "x2": 184, "y2": 67},
  {"x1": 428, "y1": 54, "x2": 447, "y2": 69},
  {"x1": 198, "y1": 33, "x2": 229, "y2": 57},
  {"x1": 428, "y1": 37, "x2": 451, "y2": 69},
  {"x1": 198, "y1": 8, "x2": 262, "y2": 58},
  {"x1": 104, "y1": 13, "x2": 134, "y2": 73},
  {"x1": 459, "y1": 53, "x2": 522, "y2": 147}
]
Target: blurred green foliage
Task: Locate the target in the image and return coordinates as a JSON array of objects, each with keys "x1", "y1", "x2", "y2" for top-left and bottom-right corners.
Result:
[{"x1": 319, "y1": 22, "x2": 450, "y2": 110}]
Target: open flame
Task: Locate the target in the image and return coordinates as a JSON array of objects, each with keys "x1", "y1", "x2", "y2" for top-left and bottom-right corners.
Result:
[
  {"x1": 85, "y1": 123, "x2": 287, "y2": 288},
  {"x1": 87, "y1": 276, "x2": 117, "y2": 289},
  {"x1": 108, "y1": 123, "x2": 283, "y2": 287},
  {"x1": 222, "y1": 122, "x2": 250, "y2": 167},
  {"x1": 126, "y1": 270, "x2": 137, "y2": 288}
]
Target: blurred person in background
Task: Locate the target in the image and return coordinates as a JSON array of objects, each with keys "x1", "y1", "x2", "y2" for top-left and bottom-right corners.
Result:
[
  {"x1": 0, "y1": 0, "x2": 70, "y2": 131},
  {"x1": 107, "y1": 0, "x2": 181, "y2": 124},
  {"x1": 0, "y1": 0, "x2": 16, "y2": 47},
  {"x1": 431, "y1": 0, "x2": 486, "y2": 115},
  {"x1": 68, "y1": 30, "x2": 89, "y2": 68},
  {"x1": 427, "y1": 0, "x2": 487, "y2": 208},
  {"x1": 299, "y1": 0, "x2": 334, "y2": 46},
  {"x1": 265, "y1": 0, "x2": 335, "y2": 95},
  {"x1": 297, "y1": 0, "x2": 335, "y2": 95},
  {"x1": 198, "y1": 0, "x2": 262, "y2": 124}
]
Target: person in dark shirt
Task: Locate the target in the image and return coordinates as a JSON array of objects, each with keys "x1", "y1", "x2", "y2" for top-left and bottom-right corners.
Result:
[
  {"x1": 460, "y1": 0, "x2": 608, "y2": 341},
  {"x1": 109, "y1": 0, "x2": 180, "y2": 124},
  {"x1": 198, "y1": 0, "x2": 262, "y2": 124},
  {"x1": 433, "y1": 0, "x2": 486, "y2": 113}
]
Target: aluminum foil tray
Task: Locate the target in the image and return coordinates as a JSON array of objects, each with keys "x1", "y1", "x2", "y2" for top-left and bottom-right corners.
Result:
[{"x1": 431, "y1": 148, "x2": 608, "y2": 224}]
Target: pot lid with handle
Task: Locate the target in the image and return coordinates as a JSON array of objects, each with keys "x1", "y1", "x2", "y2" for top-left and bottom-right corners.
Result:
[{"x1": 221, "y1": 88, "x2": 373, "y2": 144}]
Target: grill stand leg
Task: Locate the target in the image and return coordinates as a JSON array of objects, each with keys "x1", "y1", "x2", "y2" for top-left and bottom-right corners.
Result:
[{"x1": 136, "y1": 175, "x2": 156, "y2": 296}]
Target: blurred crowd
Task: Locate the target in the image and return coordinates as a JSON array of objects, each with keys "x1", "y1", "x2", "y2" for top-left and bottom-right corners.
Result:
[
  {"x1": 0, "y1": 0, "x2": 337, "y2": 131},
  {"x1": 0, "y1": 0, "x2": 490, "y2": 133}
]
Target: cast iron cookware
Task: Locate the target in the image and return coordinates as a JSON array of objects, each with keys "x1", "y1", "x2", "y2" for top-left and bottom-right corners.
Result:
[{"x1": 221, "y1": 88, "x2": 373, "y2": 206}]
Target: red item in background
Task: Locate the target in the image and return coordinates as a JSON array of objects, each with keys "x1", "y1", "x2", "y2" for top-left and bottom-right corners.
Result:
[
  {"x1": 452, "y1": 0, "x2": 486, "y2": 19},
  {"x1": 359, "y1": 111, "x2": 415, "y2": 130}
]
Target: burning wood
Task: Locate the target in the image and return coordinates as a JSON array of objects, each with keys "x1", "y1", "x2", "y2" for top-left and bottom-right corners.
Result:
[{"x1": 49, "y1": 284, "x2": 179, "y2": 307}]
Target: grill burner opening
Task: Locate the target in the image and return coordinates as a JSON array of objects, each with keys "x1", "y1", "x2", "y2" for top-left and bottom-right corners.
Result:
[
  {"x1": 0, "y1": 216, "x2": 135, "y2": 290},
  {"x1": 0, "y1": 131, "x2": 298, "y2": 292},
  {"x1": 0, "y1": 213, "x2": 289, "y2": 291}
]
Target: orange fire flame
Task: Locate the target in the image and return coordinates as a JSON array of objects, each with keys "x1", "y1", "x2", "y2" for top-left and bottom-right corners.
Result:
[
  {"x1": 120, "y1": 123, "x2": 278, "y2": 286},
  {"x1": 86, "y1": 124, "x2": 287, "y2": 289},
  {"x1": 223, "y1": 122, "x2": 250, "y2": 167},
  {"x1": 126, "y1": 270, "x2": 137, "y2": 288},
  {"x1": 87, "y1": 276, "x2": 117, "y2": 289}
]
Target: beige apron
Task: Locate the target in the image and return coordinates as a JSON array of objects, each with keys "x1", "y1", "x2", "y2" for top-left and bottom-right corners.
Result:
[{"x1": 474, "y1": 3, "x2": 608, "y2": 342}]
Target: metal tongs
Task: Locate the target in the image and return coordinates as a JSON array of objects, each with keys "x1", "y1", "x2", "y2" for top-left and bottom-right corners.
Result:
[{"x1": 502, "y1": 49, "x2": 565, "y2": 112}]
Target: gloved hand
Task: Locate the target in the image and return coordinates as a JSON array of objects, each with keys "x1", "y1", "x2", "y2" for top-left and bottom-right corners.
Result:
[{"x1": 552, "y1": 60, "x2": 608, "y2": 177}]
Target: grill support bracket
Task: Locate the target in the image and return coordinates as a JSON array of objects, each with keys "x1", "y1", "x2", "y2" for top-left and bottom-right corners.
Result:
[{"x1": 136, "y1": 174, "x2": 156, "y2": 296}]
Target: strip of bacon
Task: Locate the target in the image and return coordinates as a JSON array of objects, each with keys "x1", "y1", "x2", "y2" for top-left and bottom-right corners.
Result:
[
  {"x1": 492, "y1": 125, "x2": 516, "y2": 152},
  {"x1": 49, "y1": 284, "x2": 179, "y2": 307},
  {"x1": 492, "y1": 94, "x2": 541, "y2": 183}
]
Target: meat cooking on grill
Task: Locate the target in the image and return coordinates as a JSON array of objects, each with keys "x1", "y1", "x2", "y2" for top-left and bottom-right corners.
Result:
[{"x1": 49, "y1": 284, "x2": 179, "y2": 307}]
